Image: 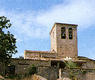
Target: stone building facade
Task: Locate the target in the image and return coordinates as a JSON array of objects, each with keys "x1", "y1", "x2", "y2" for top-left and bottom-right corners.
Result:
[
  {"x1": 1, "y1": 23, "x2": 95, "y2": 80},
  {"x1": 24, "y1": 23, "x2": 78, "y2": 59},
  {"x1": 50, "y1": 23, "x2": 78, "y2": 58},
  {"x1": 23, "y1": 23, "x2": 95, "y2": 80},
  {"x1": 24, "y1": 50, "x2": 57, "y2": 59}
]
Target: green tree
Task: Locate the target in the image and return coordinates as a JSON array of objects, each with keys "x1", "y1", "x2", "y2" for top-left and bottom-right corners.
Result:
[{"x1": 0, "y1": 16, "x2": 17, "y2": 64}]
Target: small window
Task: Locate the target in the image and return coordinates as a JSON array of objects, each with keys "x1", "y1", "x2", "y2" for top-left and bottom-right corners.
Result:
[
  {"x1": 69, "y1": 28, "x2": 73, "y2": 39},
  {"x1": 61, "y1": 27, "x2": 66, "y2": 39}
]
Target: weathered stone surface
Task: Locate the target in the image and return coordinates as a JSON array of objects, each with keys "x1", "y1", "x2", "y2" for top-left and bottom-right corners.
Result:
[
  {"x1": 10, "y1": 59, "x2": 51, "y2": 75},
  {"x1": 50, "y1": 23, "x2": 78, "y2": 58},
  {"x1": 24, "y1": 50, "x2": 57, "y2": 59},
  {"x1": 85, "y1": 72, "x2": 95, "y2": 80},
  {"x1": 37, "y1": 67, "x2": 58, "y2": 80}
]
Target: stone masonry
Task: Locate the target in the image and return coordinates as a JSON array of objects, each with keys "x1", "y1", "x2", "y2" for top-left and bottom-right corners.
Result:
[
  {"x1": 1, "y1": 22, "x2": 95, "y2": 80},
  {"x1": 50, "y1": 23, "x2": 78, "y2": 58}
]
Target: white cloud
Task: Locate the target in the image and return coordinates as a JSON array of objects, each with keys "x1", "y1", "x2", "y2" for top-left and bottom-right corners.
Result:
[
  {"x1": 0, "y1": 0, "x2": 95, "y2": 40},
  {"x1": 0, "y1": 10, "x2": 49, "y2": 40},
  {"x1": 36, "y1": 0, "x2": 95, "y2": 30}
]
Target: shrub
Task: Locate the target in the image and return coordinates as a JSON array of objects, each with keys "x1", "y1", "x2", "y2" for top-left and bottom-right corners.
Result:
[{"x1": 28, "y1": 64, "x2": 37, "y2": 75}]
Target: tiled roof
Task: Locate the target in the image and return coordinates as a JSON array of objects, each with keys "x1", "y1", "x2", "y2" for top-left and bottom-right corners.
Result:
[
  {"x1": 24, "y1": 50, "x2": 55, "y2": 54},
  {"x1": 78, "y1": 56, "x2": 95, "y2": 61}
]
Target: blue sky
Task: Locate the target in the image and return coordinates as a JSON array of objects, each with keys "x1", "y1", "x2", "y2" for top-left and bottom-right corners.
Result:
[{"x1": 0, "y1": 0, "x2": 95, "y2": 59}]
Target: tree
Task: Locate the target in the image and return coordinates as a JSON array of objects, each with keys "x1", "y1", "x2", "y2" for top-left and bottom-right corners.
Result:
[{"x1": 0, "y1": 16, "x2": 17, "y2": 64}]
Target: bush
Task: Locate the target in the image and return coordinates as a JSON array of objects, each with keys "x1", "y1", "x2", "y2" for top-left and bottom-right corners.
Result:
[{"x1": 28, "y1": 65, "x2": 37, "y2": 75}]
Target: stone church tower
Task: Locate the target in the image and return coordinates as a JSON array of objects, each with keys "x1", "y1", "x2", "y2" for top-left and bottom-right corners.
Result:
[{"x1": 50, "y1": 23, "x2": 78, "y2": 58}]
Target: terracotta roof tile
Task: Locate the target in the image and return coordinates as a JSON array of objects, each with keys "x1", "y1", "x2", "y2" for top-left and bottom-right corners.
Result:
[{"x1": 24, "y1": 50, "x2": 55, "y2": 54}]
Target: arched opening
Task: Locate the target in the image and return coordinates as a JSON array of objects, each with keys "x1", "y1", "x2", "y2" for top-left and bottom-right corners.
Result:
[
  {"x1": 61, "y1": 27, "x2": 66, "y2": 39},
  {"x1": 69, "y1": 28, "x2": 73, "y2": 39}
]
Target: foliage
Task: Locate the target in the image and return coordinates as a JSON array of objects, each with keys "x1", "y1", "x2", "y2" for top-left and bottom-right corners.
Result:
[
  {"x1": 0, "y1": 16, "x2": 17, "y2": 64},
  {"x1": 64, "y1": 60, "x2": 77, "y2": 69},
  {"x1": 64, "y1": 60, "x2": 87, "y2": 80},
  {"x1": 64, "y1": 60, "x2": 78, "y2": 79},
  {"x1": 28, "y1": 64, "x2": 37, "y2": 75}
]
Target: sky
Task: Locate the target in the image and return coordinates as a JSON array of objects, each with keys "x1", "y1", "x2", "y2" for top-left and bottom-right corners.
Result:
[{"x1": 0, "y1": 0, "x2": 95, "y2": 59}]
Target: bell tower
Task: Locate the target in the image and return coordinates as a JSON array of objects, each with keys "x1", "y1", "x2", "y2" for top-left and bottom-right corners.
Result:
[{"x1": 50, "y1": 23, "x2": 78, "y2": 58}]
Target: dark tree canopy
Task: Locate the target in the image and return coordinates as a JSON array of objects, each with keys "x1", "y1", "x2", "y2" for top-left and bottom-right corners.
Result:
[{"x1": 0, "y1": 16, "x2": 17, "y2": 63}]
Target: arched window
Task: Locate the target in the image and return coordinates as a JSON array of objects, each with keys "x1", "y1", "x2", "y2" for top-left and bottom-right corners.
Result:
[
  {"x1": 61, "y1": 27, "x2": 66, "y2": 39},
  {"x1": 69, "y1": 28, "x2": 73, "y2": 39}
]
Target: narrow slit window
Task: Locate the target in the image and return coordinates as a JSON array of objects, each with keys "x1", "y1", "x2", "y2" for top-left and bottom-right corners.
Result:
[
  {"x1": 61, "y1": 27, "x2": 66, "y2": 39},
  {"x1": 69, "y1": 28, "x2": 73, "y2": 39}
]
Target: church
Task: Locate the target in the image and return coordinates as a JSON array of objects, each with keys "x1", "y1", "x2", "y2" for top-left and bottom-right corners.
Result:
[
  {"x1": 1, "y1": 23, "x2": 95, "y2": 80},
  {"x1": 23, "y1": 23, "x2": 95, "y2": 80},
  {"x1": 24, "y1": 23, "x2": 78, "y2": 59}
]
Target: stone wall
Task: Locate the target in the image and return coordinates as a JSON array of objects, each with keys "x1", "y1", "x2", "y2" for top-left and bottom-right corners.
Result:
[
  {"x1": 10, "y1": 59, "x2": 59, "y2": 80},
  {"x1": 85, "y1": 72, "x2": 95, "y2": 80},
  {"x1": 50, "y1": 24, "x2": 57, "y2": 53},
  {"x1": 82, "y1": 60, "x2": 95, "y2": 80},
  {"x1": 60, "y1": 60, "x2": 95, "y2": 80},
  {"x1": 37, "y1": 67, "x2": 58, "y2": 80},
  {"x1": 10, "y1": 59, "x2": 51, "y2": 75},
  {"x1": 56, "y1": 23, "x2": 78, "y2": 58},
  {"x1": 82, "y1": 61, "x2": 95, "y2": 69},
  {"x1": 0, "y1": 58, "x2": 95, "y2": 80},
  {"x1": 24, "y1": 51, "x2": 57, "y2": 59}
]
